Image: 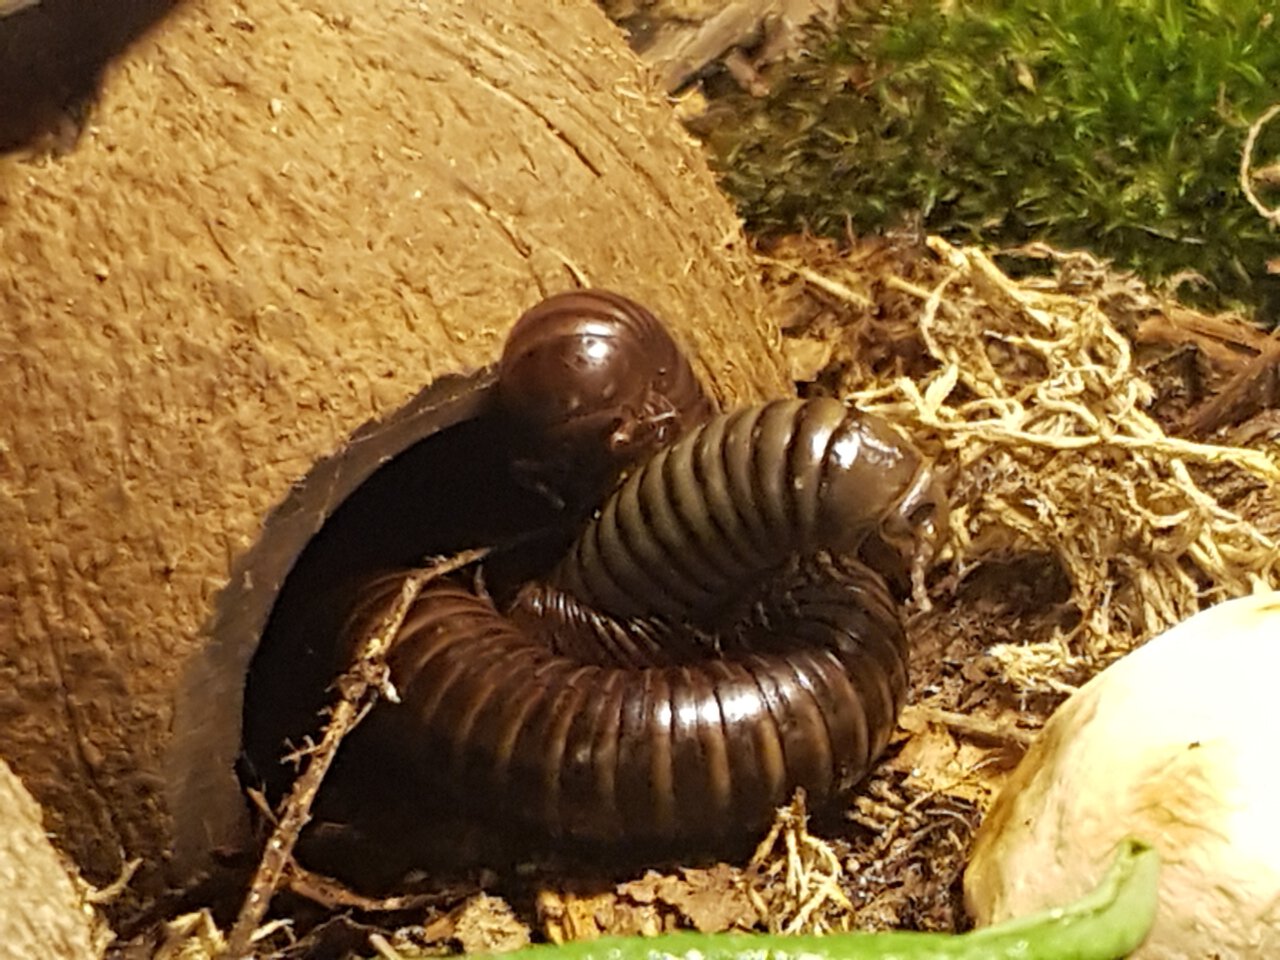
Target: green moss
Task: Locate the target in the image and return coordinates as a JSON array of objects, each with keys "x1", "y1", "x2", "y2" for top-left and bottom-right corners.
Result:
[{"x1": 700, "y1": 0, "x2": 1280, "y2": 319}]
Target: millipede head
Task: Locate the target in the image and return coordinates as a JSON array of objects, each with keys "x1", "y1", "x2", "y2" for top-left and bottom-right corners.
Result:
[
  {"x1": 818, "y1": 407, "x2": 951, "y2": 591},
  {"x1": 497, "y1": 289, "x2": 711, "y2": 512}
]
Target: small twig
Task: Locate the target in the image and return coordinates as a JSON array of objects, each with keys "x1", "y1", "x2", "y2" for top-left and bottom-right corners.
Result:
[
  {"x1": 225, "y1": 547, "x2": 490, "y2": 958},
  {"x1": 900, "y1": 703, "x2": 1036, "y2": 748},
  {"x1": 284, "y1": 858, "x2": 457, "y2": 914},
  {"x1": 245, "y1": 786, "x2": 278, "y2": 824},
  {"x1": 1240, "y1": 103, "x2": 1280, "y2": 225},
  {"x1": 249, "y1": 919, "x2": 294, "y2": 947},
  {"x1": 85, "y1": 857, "x2": 143, "y2": 905},
  {"x1": 368, "y1": 932, "x2": 406, "y2": 960},
  {"x1": 1183, "y1": 329, "x2": 1280, "y2": 436},
  {"x1": 758, "y1": 255, "x2": 876, "y2": 309}
]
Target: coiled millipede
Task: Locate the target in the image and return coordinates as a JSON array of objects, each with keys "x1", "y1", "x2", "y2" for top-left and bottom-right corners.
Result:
[{"x1": 342, "y1": 290, "x2": 947, "y2": 847}]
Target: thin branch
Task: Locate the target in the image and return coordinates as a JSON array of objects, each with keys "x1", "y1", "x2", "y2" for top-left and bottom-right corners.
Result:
[
  {"x1": 284, "y1": 858, "x2": 460, "y2": 914},
  {"x1": 759, "y1": 255, "x2": 876, "y2": 309},
  {"x1": 900, "y1": 703, "x2": 1035, "y2": 748},
  {"x1": 225, "y1": 547, "x2": 490, "y2": 958},
  {"x1": 1240, "y1": 103, "x2": 1280, "y2": 225}
]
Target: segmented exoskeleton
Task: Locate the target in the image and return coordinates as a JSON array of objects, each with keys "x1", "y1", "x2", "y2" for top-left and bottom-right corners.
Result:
[{"x1": 344, "y1": 291, "x2": 947, "y2": 847}]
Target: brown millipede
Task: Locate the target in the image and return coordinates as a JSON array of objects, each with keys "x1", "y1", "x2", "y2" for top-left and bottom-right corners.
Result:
[{"x1": 341, "y1": 291, "x2": 947, "y2": 848}]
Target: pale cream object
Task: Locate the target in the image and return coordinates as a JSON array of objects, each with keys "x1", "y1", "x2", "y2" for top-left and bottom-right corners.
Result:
[{"x1": 965, "y1": 590, "x2": 1280, "y2": 959}]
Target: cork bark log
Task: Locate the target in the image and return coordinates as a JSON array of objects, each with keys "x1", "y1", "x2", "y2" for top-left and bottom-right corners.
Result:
[
  {"x1": 0, "y1": 0, "x2": 789, "y2": 898},
  {"x1": 0, "y1": 758, "x2": 111, "y2": 960}
]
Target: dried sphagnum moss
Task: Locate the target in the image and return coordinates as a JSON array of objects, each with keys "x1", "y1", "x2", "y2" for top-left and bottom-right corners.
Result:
[
  {"x1": 770, "y1": 234, "x2": 1279, "y2": 692},
  {"x1": 745, "y1": 794, "x2": 854, "y2": 935}
]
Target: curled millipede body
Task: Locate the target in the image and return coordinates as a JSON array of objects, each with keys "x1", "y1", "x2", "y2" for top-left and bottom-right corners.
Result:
[
  {"x1": 340, "y1": 292, "x2": 947, "y2": 848},
  {"x1": 535, "y1": 397, "x2": 946, "y2": 626},
  {"x1": 352, "y1": 553, "x2": 904, "y2": 844}
]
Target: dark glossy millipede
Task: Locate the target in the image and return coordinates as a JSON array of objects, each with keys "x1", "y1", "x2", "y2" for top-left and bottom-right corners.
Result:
[{"x1": 342, "y1": 290, "x2": 948, "y2": 847}]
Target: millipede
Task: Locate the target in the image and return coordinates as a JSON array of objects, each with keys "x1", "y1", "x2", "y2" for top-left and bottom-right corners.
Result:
[{"x1": 341, "y1": 289, "x2": 948, "y2": 847}]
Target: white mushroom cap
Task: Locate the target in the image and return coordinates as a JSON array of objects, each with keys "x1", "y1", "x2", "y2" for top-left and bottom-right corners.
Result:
[{"x1": 965, "y1": 590, "x2": 1280, "y2": 959}]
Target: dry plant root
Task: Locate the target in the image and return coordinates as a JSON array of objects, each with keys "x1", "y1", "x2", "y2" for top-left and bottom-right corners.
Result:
[
  {"x1": 745, "y1": 793, "x2": 854, "y2": 936},
  {"x1": 1240, "y1": 102, "x2": 1280, "y2": 226}
]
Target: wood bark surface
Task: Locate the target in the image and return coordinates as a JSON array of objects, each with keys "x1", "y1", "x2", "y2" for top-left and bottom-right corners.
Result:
[
  {"x1": 0, "y1": 0, "x2": 789, "y2": 897},
  {"x1": 0, "y1": 757, "x2": 112, "y2": 959}
]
